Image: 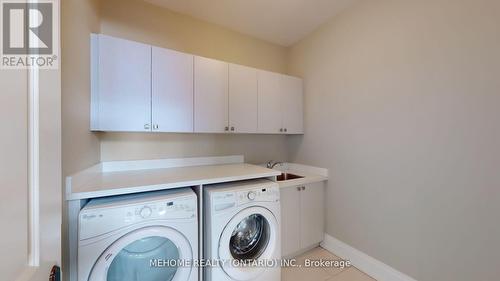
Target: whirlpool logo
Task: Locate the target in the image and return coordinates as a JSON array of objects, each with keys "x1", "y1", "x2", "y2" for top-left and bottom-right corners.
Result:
[{"x1": 1, "y1": 0, "x2": 59, "y2": 69}]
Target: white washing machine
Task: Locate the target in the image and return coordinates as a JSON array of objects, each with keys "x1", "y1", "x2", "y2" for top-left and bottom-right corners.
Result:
[
  {"x1": 78, "y1": 188, "x2": 198, "y2": 281},
  {"x1": 204, "y1": 179, "x2": 281, "y2": 281}
]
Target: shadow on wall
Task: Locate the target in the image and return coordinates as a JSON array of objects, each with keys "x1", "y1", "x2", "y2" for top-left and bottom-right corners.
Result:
[
  {"x1": 286, "y1": 135, "x2": 304, "y2": 163},
  {"x1": 99, "y1": 132, "x2": 290, "y2": 164}
]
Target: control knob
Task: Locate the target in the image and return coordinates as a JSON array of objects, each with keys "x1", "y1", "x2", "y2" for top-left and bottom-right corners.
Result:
[
  {"x1": 247, "y1": 191, "x2": 257, "y2": 200},
  {"x1": 139, "y1": 206, "x2": 152, "y2": 218}
]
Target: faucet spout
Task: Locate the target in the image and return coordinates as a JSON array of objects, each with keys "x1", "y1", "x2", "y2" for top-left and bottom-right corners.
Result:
[{"x1": 266, "y1": 160, "x2": 284, "y2": 169}]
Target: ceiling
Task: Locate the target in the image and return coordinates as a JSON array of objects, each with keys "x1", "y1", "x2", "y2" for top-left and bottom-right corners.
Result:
[{"x1": 144, "y1": 0, "x2": 359, "y2": 46}]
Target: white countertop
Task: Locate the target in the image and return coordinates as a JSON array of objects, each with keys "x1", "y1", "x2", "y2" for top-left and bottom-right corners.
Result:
[
  {"x1": 66, "y1": 156, "x2": 281, "y2": 200},
  {"x1": 65, "y1": 156, "x2": 328, "y2": 200}
]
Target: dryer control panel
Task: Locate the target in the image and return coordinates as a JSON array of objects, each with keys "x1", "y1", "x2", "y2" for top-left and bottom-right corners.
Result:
[{"x1": 79, "y1": 196, "x2": 197, "y2": 241}]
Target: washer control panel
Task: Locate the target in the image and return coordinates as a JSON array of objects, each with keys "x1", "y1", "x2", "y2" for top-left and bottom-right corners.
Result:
[
  {"x1": 236, "y1": 185, "x2": 279, "y2": 205},
  {"x1": 211, "y1": 182, "x2": 280, "y2": 212}
]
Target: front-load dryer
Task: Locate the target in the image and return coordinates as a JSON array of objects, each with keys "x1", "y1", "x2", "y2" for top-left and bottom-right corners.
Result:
[
  {"x1": 78, "y1": 188, "x2": 198, "y2": 281},
  {"x1": 204, "y1": 179, "x2": 281, "y2": 281}
]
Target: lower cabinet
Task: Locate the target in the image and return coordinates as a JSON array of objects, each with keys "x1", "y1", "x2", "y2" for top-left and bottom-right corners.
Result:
[{"x1": 280, "y1": 182, "x2": 325, "y2": 257}]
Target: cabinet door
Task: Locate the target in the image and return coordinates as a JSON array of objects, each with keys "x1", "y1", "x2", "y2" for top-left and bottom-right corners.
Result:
[
  {"x1": 96, "y1": 34, "x2": 152, "y2": 132},
  {"x1": 280, "y1": 186, "x2": 302, "y2": 257},
  {"x1": 282, "y1": 75, "x2": 304, "y2": 134},
  {"x1": 152, "y1": 47, "x2": 194, "y2": 132},
  {"x1": 194, "y1": 56, "x2": 228, "y2": 133},
  {"x1": 228, "y1": 64, "x2": 258, "y2": 133},
  {"x1": 258, "y1": 70, "x2": 283, "y2": 134},
  {"x1": 300, "y1": 182, "x2": 325, "y2": 249}
]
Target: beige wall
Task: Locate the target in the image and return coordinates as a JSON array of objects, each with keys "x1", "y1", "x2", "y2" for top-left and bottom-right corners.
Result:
[
  {"x1": 39, "y1": 68, "x2": 63, "y2": 278},
  {"x1": 0, "y1": 70, "x2": 28, "y2": 281},
  {"x1": 101, "y1": 133, "x2": 288, "y2": 164},
  {"x1": 61, "y1": 0, "x2": 101, "y2": 275},
  {"x1": 287, "y1": 0, "x2": 500, "y2": 280},
  {"x1": 99, "y1": 0, "x2": 287, "y2": 73},
  {"x1": 97, "y1": 0, "x2": 289, "y2": 164},
  {"x1": 62, "y1": 0, "x2": 101, "y2": 176}
]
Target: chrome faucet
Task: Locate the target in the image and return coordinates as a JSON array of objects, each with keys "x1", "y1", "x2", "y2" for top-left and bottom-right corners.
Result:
[{"x1": 266, "y1": 160, "x2": 283, "y2": 169}]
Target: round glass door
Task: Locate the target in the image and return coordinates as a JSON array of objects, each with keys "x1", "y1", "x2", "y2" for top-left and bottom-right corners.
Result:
[
  {"x1": 107, "y1": 236, "x2": 179, "y2": 281},
  {"x1": 218, "y1": 207, "x2": 278, "y2": 281},
  {"x1": 230, "y1": 214, "x2": 270, "y2": 261},
  {"x1": 89, "y1": 226, "x2": 193, "y2": 281}
]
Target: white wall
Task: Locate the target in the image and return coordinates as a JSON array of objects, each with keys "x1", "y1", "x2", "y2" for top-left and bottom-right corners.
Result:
[{"x1": 287, "y1": 0, "x2": 500, "y2": 280}]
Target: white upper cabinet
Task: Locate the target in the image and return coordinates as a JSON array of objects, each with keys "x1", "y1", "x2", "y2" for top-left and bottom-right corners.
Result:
[
  {"x1": 258, "y1": 70, "x2": 283, "y2": 134},
  {"x1": 258, "y1": 71, "x2": 304, "y2": 134},
  {"x1": 228, "y1": 64, "x2": 258, "y2": 133},
  {"x1": 282, "y1": 75, "x2": 304, "y2": 134},
  {"x1": 91, "y1": 34, "x2": 152, "y2": 132},
  {"x1": 91, "y1": 34, "x2": 303, "y2": 134},
  {"x1": 152, "y1": 47, "x2": 194, "y2": 133},
  {"x1": 194, "y1": 56, "x2": 229, "y2": 133}
]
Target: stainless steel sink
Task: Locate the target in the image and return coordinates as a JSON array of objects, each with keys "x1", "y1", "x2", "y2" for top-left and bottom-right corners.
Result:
[{"x1": 276, "y1": 172, "x2": 304, "y2": 181}]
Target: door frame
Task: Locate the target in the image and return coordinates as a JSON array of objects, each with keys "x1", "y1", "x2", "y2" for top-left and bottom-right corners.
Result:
[{"x1": 16, "y1": 2, "x2": 62, "y2": 275}]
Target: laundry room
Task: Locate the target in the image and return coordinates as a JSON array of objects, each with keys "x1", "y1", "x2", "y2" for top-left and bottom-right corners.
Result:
[
  {"x1": 62, "y1": 1, "x2": 330, "y2": 280},
  {"x1": 2, "y1": 0, "x2": 500, "y2": 281}
]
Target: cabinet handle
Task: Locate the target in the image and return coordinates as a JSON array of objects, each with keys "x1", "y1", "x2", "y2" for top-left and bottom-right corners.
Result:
[
  {"x1": 153, "y1": 124, "x2": 159, "y2": 130},
  {"x1": 284, "y1": 128, "x2": 288, "y2": 133},
  {"x1": 225, "y1": 126, "x2": 229, "y2": 131},
  {"x1": 302, "y1": 186, "x2": 306, "y2": 191},
  {"x1": 297, "y1": 186, "x2": 301, "y2": 191},
  {"x1": 231, "y1": 126, "x2": 235, "y2": 131},
  {"x1": 280, "y1": 128, "x2": 284, "y2": 132},
  {"x1": 144, "y1": 124, "x2": 150, "y2": 130}
]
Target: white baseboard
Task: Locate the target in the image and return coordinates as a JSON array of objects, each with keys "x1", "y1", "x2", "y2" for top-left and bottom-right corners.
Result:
[{"x1": 321, "y1": 234, "x2": 417, "y2": 281}]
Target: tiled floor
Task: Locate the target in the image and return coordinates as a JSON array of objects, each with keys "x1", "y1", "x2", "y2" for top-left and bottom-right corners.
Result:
[{"x1": 282, "y1": 247, "x2": 376, "y2": 281}]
